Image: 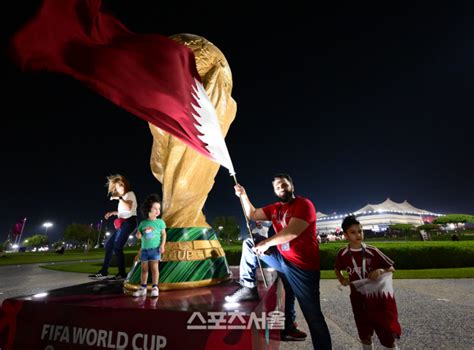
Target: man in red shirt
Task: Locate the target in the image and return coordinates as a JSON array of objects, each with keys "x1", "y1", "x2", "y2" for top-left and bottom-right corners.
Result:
[{"x1": 225, "y1": 174, "x2": 332, "y2": 350}]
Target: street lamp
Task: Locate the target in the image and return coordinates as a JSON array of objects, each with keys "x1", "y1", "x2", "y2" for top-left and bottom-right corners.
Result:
[{"x1": 43, "y1": 222, "x2": 53, "y2": 235}]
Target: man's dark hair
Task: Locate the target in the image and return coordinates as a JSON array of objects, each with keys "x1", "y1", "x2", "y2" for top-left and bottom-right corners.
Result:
[
  {"x1": 141, "y1": 194, "x2": 162, "y2": 218},
  {"x1": 341, "y1": 215, "x2": 360, "y2": 233},
  {"x1": 272, "y1": 173, "x2": 294, "y2": 186}
]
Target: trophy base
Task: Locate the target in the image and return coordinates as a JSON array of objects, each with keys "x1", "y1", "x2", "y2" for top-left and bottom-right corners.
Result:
[{"x1": 124, "y1": 227, "x2": 232, "y2": 292}]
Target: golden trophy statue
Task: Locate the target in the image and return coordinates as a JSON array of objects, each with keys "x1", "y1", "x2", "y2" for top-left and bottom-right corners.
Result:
[{"x1": 124, "y1": 34, "x2": 236, "y2": 292}]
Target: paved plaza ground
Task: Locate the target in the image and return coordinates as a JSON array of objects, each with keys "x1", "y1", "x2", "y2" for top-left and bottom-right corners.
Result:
[
  {"x1": 0, "y1": 264, "x2": 472, "y2": 349},
  {"x1": 282, "y1": 278, "x2": 473, "y2": 350}
]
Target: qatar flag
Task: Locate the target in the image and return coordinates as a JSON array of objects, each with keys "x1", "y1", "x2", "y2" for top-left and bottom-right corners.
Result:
[
  {"x1": 352, "y1": 272, "x2": 402, "y2": 338},
  {"x1": 11, "y1": 218, "x2": 26, "y2": 238},
  {"x1": 9, "y1": 0, "x2": 235, "y2": 175}
]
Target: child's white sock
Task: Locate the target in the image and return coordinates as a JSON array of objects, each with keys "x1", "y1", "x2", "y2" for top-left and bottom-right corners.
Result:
[
  {"x1": 381, "y1": 345, "x2": 398, "y2": 350},
  {"x1": 362, "y1": 343, "x2": 373, "y2": 350}
]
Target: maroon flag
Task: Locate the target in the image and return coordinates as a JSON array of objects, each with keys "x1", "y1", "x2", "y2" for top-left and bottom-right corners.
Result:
[
  {"x1": 11, "y1": 219, "x2": 25, "y2": 238},
  {"x1": 10, "y1": 0, "x2": 235, "y2": 174},
  {"x1": 352, "y1": 273, "x2": 401, "y2": 338}
]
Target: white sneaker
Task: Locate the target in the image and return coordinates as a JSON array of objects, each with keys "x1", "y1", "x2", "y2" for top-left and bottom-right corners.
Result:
[
  {"x1": 132, "y1": 287, "x2": 147, "y2": 297},
  {"x1": 150, "y1": 286, "x2": 159, "y2": 298}
]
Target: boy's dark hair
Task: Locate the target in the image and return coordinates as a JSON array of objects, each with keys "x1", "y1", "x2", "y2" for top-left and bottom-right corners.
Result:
[
  {"x1": 272, "y1": 173, "x2": 294, "y2": 186},
  {"x1": 141, "y1": 194, "x2": 162, "y2": 218},
  {"x1": 341, "y1": 215, "x2": 360, "y2": 233}
]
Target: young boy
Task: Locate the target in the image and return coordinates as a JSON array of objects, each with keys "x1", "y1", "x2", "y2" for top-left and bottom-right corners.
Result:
[
  {"x1": 334, "y1": 215, "x2": 401, "y2": 350},
  {"x1": 132, "y1": 194, "x2": 167, "y2": 298}
]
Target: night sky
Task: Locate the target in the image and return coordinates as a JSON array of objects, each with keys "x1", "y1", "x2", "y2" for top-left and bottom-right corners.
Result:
[{"x1": 1, "y1": 1, "x2": 473, "y2": 242}]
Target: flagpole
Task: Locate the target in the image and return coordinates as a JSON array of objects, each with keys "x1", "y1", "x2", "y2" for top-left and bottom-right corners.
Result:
[
  {"x1": 17, "y1": 217, "x2": 27, "y2": 247},
  {"x1": 232, "y1": 175, "x2": 268, "y2": 288},
  {"x1": 96, "y1": 219, "x2": 103, "y2": 247}
]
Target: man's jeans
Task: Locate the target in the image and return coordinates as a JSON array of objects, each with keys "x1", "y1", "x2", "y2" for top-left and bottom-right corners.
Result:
[
  {"x1": 239, "y1": 235, "x2": 332, "y2": 350},
  {"x1": 100, "y1": 216, "x2": 137, "y2": 276}
]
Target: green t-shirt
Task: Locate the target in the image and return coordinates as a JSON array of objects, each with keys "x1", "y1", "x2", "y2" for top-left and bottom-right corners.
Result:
[{"x1": 137, "y1": 218, "x2": 166, "y2": 249}]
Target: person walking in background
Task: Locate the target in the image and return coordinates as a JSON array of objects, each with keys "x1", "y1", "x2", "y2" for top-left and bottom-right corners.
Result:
[
  {"x1": 251, "y1": 220, "x2": 269, "y2": 238},
  {"x1": 132, "y1": 194, "x2": 167, "y2": 298},
  {"x1": 89, "y1": 174, "x2": 138, "y2": 280}
]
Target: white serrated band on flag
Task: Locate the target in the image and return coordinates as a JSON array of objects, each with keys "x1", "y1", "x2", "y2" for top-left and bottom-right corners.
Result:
[
  {"x1": 190, "y1": 78, "x2": 236, "y2": 175},
  {"x1": 351, "y1": 272, "x2": 395, "y2": 298}
]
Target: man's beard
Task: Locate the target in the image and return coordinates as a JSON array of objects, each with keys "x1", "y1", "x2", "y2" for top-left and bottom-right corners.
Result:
[{"x1": 276, "y1": 190, "x2": 294, "y2": 203}]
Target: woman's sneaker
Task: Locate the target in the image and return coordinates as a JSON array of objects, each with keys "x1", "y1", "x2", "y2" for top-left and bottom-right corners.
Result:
[
  {"x1": 88, "y1": 271, "x2": 108, "y2": 280},
  {"x1": 107, "y1": 273, "x2": 127, "y2": 281},
  {"x1": 150, "y1": 286, "x2": 159, "y2": 298},
  {"x1": 132, "y1": 287, "x2": 147, "y2": 297}
]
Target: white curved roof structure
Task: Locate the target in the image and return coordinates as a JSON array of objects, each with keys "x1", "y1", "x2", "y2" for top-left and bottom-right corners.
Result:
[
  {"x1": 354, "y1": 198, "x2": 436, "y2": 215},
  {"x1": 317, "y1": 198, "x2": 442, "y2": 233}
]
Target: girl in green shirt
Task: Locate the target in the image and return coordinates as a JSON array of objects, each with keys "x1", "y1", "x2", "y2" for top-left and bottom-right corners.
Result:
[{"x1": 133, "y1": 194, "x2": 167, "y2": 298}]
